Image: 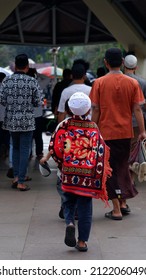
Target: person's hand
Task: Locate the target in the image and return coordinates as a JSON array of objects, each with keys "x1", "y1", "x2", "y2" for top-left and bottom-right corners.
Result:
[
  {"x1": 138, "y1": 131, "x2": 146, "y2": 141},
  {"x1": 39, "y1": 156, "x2": 48, "y2": 164}
]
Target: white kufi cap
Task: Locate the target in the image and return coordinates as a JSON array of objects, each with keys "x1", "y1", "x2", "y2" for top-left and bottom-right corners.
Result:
[
  {"x1": 124, "y1": 55, "x2": 137, "y2": 69},
  {"x1": 68, "y1": 92, "x2": 91, "y2": 116}
]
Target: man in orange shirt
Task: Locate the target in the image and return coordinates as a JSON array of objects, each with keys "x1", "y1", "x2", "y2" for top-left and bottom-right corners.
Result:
[{"x1": 90, "y1": 47, "x2": 146, "y2": 220}]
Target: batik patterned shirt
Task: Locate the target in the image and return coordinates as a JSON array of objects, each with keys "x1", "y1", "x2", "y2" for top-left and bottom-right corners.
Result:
[{"x1": 0, "y1": 72, "x2": 41, "y2": 132}]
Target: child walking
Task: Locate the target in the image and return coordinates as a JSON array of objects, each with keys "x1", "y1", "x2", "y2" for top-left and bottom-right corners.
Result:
[
  {"x1": 48, "y1": 92, "x2": 111, "y2": 251},
  {"x1": 40, "y1": 100, "x2": 74, "y2": 219}
]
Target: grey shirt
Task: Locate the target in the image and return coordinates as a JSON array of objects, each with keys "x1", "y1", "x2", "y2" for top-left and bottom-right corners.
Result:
[{"x1": 126, "y1": 73, "x2": 146, "y2": 126}]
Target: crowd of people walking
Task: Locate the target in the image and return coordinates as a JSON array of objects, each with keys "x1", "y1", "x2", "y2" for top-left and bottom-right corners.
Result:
[{"x1": 0, "y1": 47, "x2": 146, "y2": 252}]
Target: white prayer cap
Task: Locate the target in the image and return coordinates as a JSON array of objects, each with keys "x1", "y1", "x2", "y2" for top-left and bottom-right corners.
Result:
[
  {"x1": 68, "y1": 92, "x2": 91, "y2": 116},
  {"x1": 124, "y1": 55, "x2": 137, "y2": 69}
]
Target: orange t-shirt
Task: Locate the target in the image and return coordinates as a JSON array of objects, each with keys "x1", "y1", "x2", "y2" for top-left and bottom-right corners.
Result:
[{"x1": 90, "y1": 72, "x2": 145, "y2": 140}]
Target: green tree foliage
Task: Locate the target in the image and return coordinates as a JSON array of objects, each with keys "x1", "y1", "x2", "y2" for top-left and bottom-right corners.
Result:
[
  {"x1": 55, "y1": 42, "x2": 123, "y2": 73},
  {"x1": 0, "y1": 42, "x2": 124, "y2": 75},
  {"x1": 0, "y1": 45, "x2": 15, "y2": 66},
  {"x1": 56, "y1": 47, "x2": 75, "y2": 69}
]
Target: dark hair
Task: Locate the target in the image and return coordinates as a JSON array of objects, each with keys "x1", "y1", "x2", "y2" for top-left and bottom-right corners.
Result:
[
  {"x1": 0, "y1": 72, "x2": 6, "y2": 82},
  {"x1": 96, "y1": 67, "x2": 106, "y2": 77},
  {"x1": 71, "y1": 63, "x2": 86, "y2": 79},
  {"x1": 27, "y1": 67, "x2": 37, "y2": 78},
  {"x1": 63, "y1": 68, "x2": 72, "y2": 79},
  {"x1": 105, "y1": 48, "x2": 123, "y2": 67},
  {"x1": 73, "y1": 59, "x2": 89, "y2": 72},
  {"x1": 15, "y1": 53, "x2": 29, "y2": 69}
]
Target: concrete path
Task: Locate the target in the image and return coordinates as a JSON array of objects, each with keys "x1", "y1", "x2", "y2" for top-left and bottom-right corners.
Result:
[{"x1": 0, "y1": 134, "x2": 146, "y2": 260}]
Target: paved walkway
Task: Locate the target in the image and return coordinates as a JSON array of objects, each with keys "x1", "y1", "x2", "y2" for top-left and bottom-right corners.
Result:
[{"x1": 0, "y1": 134, "x2": 146, "y2": 260}]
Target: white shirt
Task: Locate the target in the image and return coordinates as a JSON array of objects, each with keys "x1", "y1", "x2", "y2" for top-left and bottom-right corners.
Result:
[{"x1": 58, "y1": 83, "x2": 91, "y2": 112}]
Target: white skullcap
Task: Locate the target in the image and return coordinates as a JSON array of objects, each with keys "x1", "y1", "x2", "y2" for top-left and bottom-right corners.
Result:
[
  {"x1": 68, "y1": 92, "x2": 91, "y2": 116},
  {"x1": 124, "y1": 55, "x2": 137, "y2": 69}
]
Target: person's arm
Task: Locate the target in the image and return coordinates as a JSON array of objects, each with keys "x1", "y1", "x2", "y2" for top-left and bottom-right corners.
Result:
[
  {"x1": 89, "y1": 79, "x2": 100, "y2": 124},
  {"x1": 39, "y1": 151, "x2": 51, "y2": 164},
  {"x1": 57, "y1": 89, "x2": 67, "y2": 123},
  {"x1": 0, "y1": 81, "x2": 6, "y2": 106},
  {"x1": 133, "y1": 103, "x2": 146, "y2": 140},
  {"x1": 91, "y1": 104, "x2": 100, "y2": 124},
  {"x1": 32, "y1": 81, "x2": 42, "y2": 107}
]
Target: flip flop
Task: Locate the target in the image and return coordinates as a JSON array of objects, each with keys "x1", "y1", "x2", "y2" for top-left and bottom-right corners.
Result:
[
  {"x1": 17, "y1": 185, "x2": 30, "y2": 191},
  {"x1": 105, "y1": 211, "x2": 122, "y2": 220},
  {"x1": 75, "y1": 242, "x2": 88, "y2": 252},
  {"x1": 11, "y1": 176, "x2": 31, "y2": 188},
  {"x1": 64, "y1": 225, "x2": 76, "y2": 247},
  {"x1": 120, "y1": 204, "x2": 131, "y2": 215}
]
